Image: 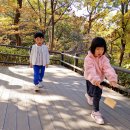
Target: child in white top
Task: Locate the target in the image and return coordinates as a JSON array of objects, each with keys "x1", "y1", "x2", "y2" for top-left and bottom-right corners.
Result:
[{"x1": 30, "y1": 32, "x2": 49, "y2": 91}]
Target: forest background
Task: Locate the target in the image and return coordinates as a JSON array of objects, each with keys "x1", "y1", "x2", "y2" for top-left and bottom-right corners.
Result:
[{"x1": 0, "y1": 0, "x2": 130, "y2": 69}]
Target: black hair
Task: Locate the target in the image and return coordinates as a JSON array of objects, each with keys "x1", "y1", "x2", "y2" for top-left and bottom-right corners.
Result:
[
  {"x1": 90, "y1": 37, "x2": 107, "y2": 55},
  {"x1": 34, "y1": 32, "x2": 44, "y2": 39}
]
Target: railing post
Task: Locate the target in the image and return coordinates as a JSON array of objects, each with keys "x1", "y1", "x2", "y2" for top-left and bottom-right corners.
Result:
[
  {"x1": 74, "y1": 53, "x2": 79, "y2": 72},
  {"x1": 61, "y1": 51, "x2": 64, "y2": 66}
]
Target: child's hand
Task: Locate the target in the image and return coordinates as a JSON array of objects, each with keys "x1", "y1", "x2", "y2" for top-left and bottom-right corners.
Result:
[
  {"x1": 93, "y1": 80, "x2": 103, "y2": 89},
  {"x1": 110, "y1": 81, "x2": 118, "y2": 87},
  {"x1": 93, "y1": 80, "x2": 101, "y2": 86},
  {"x1": 46, "y1": 64, "x2": 48, "y2": 68},
  {"x1": 30, "y1": 63, "x2": 32, "y2": 68}
]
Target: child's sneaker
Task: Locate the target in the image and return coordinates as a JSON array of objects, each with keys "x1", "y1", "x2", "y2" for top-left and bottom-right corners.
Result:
[
  {"x1": 39, "y1": 81, "x2": 44, "y2": 88},
  {"x1": 85, "y1": 93, "x2": 93, "y2": 105},
  {"x1": 35, "y1": 84, "x2": 40, "y2": 92},
  {"x1": 91, "y1": 111, "x2": 104, "y2": 125}
]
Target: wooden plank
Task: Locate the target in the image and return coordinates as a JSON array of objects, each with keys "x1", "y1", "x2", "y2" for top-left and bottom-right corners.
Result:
[
  {"x1": 0, "y1": 88, "x2": 11, "y2": 130},
  {"x1": 33, "y1": 92, "x2": 56, "y2": 130},
  {"x1": 2, "y1": 80, "x2": 23, "y2": 130},
  {"x1": 16, "y1": 91, "x2": 30, "y2": 130},
  {"x1": 34, "y1": 90, "x2": 69, "y2": 130},
  {"x1": 26, "y1": 91, "x2": 43, "y2": 130},
  {"x1": 0, "y1": 87, "x2": 8, "y2": 130},
  {"x1": 2, "y1": 100, "x2": 17, "y2": 130}
]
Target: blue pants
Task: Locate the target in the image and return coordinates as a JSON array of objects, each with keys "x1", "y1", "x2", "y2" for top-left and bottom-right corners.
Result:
[
  {"x1": 86, "y1": 80, "x2": 102, "y2": 112},
  {"x1": 33, "y1": 65, "x2": 45, "y2": 85}
]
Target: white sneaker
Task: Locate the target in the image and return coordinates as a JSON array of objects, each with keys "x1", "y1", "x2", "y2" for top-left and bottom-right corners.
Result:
[
  {"x1": 91, "y1": 111, "x2": 104, "y2": 125},
  {"x1": 35, "y1": 84, "x2": 40, "y2": 92},
  {"x1": 85, "y1": 93, "x2": 93, "y2": 105},
  {"x1": 39, "y1": 81, "x2": 44, "y2": 88}
]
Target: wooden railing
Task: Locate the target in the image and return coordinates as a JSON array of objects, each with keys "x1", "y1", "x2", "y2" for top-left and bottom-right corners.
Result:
[
  {"x1": 0, "y1": 44, "x2": 60, "y2": 65},
  {"x1": 60, "y1": 52, "x2": 83, "y2": 72},
  {"x1": 0, "y1": 44, "x2": 130, "y2": 95}
]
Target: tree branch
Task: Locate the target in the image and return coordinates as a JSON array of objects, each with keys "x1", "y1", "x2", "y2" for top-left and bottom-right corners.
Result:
[
  {"x1": 27, "y1": 0, "x2": 38, "y2": 15},
  {"x1": 54, "y1": 0, "x2": 75, "y2": 24}
]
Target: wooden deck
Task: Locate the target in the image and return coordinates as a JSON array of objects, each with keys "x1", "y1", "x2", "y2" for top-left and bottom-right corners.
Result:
[{"x1": 0, "y1": 65, "x2": 130, "y2": 130}]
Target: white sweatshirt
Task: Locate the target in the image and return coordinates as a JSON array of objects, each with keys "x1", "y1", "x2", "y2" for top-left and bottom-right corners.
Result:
[{"x1": 30, "y1": 44, "x2": 50, "y2": 66}]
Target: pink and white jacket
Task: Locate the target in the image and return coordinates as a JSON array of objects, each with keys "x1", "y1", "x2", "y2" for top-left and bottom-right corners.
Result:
[{"x1": 84, "y1": 51, "x2": 117, "y2": 85}]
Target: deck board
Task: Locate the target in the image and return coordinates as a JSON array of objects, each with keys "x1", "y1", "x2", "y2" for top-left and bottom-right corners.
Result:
[{"x1": 16, "y1": 90, "x2": 30, "y2": 130}]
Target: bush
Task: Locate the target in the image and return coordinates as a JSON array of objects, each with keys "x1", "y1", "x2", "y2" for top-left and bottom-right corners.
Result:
[
  {"x1": 0, "y1": 46, "x2": 29, "y2": 64},
  {"x1": 117, "y1": 71, "x2": 130, "y2": 89}
]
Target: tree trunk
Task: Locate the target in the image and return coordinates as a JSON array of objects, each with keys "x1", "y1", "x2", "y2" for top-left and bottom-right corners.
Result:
[
  {"x1": 119, "y1": 39, "x2": 125, "y2": 66},
  {"x1": 50, "y1": 0, "x2": 55, "y2": 51},
  {"x1": 38, "y1": 0, "x2": 42, "y2": 24},
  {"x1": 87, "y1": 13, "x2": 92, "y2": 34},
  {"x1": 119, "y1": 2, "x2": 128, "y2": 66},
  {"x1": 14, "y1": 0, "x2": 22, "y2": 46},
  {"x1": 44, "y1": 0, "x2": 47, "y2": 29}
]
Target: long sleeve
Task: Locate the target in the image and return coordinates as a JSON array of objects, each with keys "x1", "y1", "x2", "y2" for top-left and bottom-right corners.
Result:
[
  {"x1": 30, "y1": 46, "x2": 33, "y2": 64},
  {"x1": 102, "y1": 57, "x2": 117, "y2": 83},
  {"x1": 29, "y1": 45, "x2": 37, "y2": 65},
  {"x1": 46, "y1": 46, "x2": 50, "y2": 64},
  {"x1": 84, "y1": 57, "x2": 101, "y2": 85}
]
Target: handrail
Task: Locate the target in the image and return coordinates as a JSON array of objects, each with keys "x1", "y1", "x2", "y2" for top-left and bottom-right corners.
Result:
[
  {"x1": 60, "y1": 60, "x2": 83, "y2": 72},
  {"x1": 113, "y1": 66, "x2": 130, "y2": 74},
  {"x1": 0, "y1": 44, "x2": 30, "y2": 49},
  {"x1": 0, "y1": 44, "x2": 61, "y2": 65},
  {"x1": 61, "y1": 52, "x2": 84, "y2": 60},
  {"x1": 61, "y1": 52, "x2": 130, "y2": 74},
  {"x1": 0, "y1": 52, "x2": 29, "y2": 57}
]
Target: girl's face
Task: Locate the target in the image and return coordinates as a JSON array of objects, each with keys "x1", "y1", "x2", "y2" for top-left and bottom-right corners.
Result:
[
  {"x1": 35, "y1": 37, "x2": 44, "y2": 46},
  {"x1": 94, "y1": 47, "x2": 104, "y2": 57}
]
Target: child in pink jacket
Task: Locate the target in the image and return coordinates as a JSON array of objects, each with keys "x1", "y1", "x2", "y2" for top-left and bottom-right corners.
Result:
[{"x1": 84, "y1": 37, "x2": 118, "y2": 125}]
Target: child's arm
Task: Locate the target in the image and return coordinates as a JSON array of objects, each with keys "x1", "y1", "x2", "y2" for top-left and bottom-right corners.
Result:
[
  {"x1": 84, "y1": 57, "x2": 101, "y2": 86},
  {"x1": 102, "y1": 56, "x2": 118, "y2": 87},
  {"x1": 29, "y1": 45, "x2": 33, "y2": 68},
  {"x1": 45, "y1": 46, "x2": 50, "y2": 65}
]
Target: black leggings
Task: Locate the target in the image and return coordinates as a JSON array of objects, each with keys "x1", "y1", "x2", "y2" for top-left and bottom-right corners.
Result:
[{"x1": 86, "y1": 80, "x2": 102, "y2": 112}]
